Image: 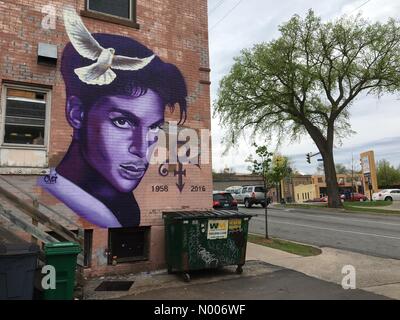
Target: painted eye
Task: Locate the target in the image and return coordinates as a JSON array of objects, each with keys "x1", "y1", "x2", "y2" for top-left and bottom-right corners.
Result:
[
  {"x1": 112, "y1": 118, "x2": 131, "y2": 129},
  {"x1": 149, "y1": 124, "x2": 163, "y2": 132}
]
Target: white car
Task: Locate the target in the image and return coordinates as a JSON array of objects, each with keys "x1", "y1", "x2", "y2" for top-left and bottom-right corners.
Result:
[
  {"x1": 372, "y1": 189, "x2": 400, "y2": 201},
  {"x1": 225, "y1": 186, "x2": 243, "y2": 200}
]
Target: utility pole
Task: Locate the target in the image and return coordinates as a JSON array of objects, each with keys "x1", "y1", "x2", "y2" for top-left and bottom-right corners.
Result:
[
  {"x1": 262, "y1": 156, "x2": 269, "y2": 240},
  {"x1": 351, "y1": 153, "x2": 354, "y2": 199}
]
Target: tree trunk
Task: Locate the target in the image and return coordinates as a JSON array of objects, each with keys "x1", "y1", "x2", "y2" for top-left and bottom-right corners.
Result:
[
  {"x1": 321, "y1": 150, "x2": 343, "y2": 208},
  {"x1": 303, "y1": 119, "x2": 342, "y2": 208}
]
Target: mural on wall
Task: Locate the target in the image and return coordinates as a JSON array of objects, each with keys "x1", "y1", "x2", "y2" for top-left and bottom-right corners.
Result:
[{"x1": 37, "y1": 9, "x2": 188, "y2": 228}]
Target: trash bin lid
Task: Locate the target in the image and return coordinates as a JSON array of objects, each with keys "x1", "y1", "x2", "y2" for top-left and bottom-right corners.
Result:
[
  {"x1": 0, "y1": 226, "x2": 39, "y2": 256},
  {"x1": 162, "y1": 210, "x2": 253, "y2": 221},
  {"x1": 44, "y1": 242, "x2": 81, "y2": 255}
]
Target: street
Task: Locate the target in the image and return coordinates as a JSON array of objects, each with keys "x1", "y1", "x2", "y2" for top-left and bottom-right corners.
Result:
[{"x1": 243, "y1": 205, "x2": 400, "y2": 260}]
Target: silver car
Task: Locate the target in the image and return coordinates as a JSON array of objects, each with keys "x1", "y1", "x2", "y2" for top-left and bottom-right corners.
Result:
[{"x1": 235, "y1": 185, "x2": 268, "y2": 208}]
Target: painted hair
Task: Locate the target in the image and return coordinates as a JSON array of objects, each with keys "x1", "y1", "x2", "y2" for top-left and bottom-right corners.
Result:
[{"x1": 61, "y1": 34, "x2": 188, "y2": 124}]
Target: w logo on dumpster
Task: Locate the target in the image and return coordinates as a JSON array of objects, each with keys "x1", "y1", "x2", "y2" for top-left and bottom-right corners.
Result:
[{"x1": 207, "y1": 220, "x2": 228, "y2": 240}]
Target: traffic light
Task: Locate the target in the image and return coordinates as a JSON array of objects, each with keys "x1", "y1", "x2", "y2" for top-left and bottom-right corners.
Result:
[{"x1": 306, "y1": 153, "x2": 311, "y2": 164}]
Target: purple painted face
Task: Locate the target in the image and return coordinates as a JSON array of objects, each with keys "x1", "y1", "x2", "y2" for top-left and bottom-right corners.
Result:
[{"x1": 82, "y1": 89, "x2": 164, "y2": 193}]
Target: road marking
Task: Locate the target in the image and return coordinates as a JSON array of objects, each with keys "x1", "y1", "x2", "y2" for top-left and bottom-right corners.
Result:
[
  {"x1": 271, "y1": 220, "x2": 400, "y2": 240},
  {"x1": 267, "y1": 208, "x2": 400, "y2": 227}
]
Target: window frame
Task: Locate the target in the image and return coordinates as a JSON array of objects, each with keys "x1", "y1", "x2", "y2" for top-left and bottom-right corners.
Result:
[
  {"x1": 0, "y1": 83, "x2": 52, "y2": 150},
  {"x1": 82, "y1": 0, "x2": 139, "y2": 29}
]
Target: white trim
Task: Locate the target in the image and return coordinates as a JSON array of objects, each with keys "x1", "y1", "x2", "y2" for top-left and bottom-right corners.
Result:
[{"x1": 6, "y1": 97, "x2": 46, "y2": 104}]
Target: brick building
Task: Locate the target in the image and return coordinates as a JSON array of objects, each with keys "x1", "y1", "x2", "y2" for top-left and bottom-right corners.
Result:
[{"x1": 0, "y1": 0, "x2": 212, "y2": 278}]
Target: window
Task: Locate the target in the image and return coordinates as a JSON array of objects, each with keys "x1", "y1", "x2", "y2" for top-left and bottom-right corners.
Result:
[
  {"x1": 82, "y1": 0, "x2": 139, "y2": 29},
  {"x1": 213, "y1": 193, "x2": 234, "y2": 201},
  {"x1": 255, "y1": 187, "x2": 266, "y2": 193},
  {"x1": 242, "y1": 188, "x2": 248, "y2": 194},
  {"x1": 108, "y1": 227, "x2": 150, "y2": 264},
  {"x1": 1, "y1": 85, "x2": 50, "y2": 147},
  {"x1": 88, "y1": 0, "x2": 131, "y2": 19}
]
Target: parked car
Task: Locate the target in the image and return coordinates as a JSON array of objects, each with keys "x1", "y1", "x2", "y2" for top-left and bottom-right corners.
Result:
[
  {"x1": 225, "y1": 186, "x2": 243, "y2": 200},
  {"x1": 320, "y1": 194, "x2": 345, "y2": 202},
  {"x1": 235, "y1": 185, "x2": 269, "y2": 208},
  {"x1": 212, "y1": 191, "x2": 238, "y2": 210},
  {"x1": 342, "y1": 192, "x2": 368, "y2": 202},
  {"x1": 372, "y1": 189, "x2": 400, "y2": 201}
]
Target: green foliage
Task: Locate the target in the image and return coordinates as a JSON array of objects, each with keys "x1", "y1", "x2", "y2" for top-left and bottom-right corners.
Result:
[
  {"x1": 214, "y1": 10, "x2": 400, "y2": 208},
  {"x1": 247, "y1": 234, "x2": 322, "y2": 256},
  {"x1": 269, "y1": 154, "x2": 293, "y2": 185},
  {"x1": 214, "y1": 10, "x2": 400, "y2": 149},
  {"x1": 377, "y1": 159, "x2": 400, "y2": 187},
  {"x1": 246, "y1": 144, "x2": 273, "y2": 182},
  {"x1": 246, "y1": 144, "x2": 292, "y2": 188},
  {"x1": 335, "y1": 163, "x2": 350, "y2": 174}
]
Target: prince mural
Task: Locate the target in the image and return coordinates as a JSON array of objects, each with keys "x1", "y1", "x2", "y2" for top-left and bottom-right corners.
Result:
[{"x1": 38, "y1": 9, "x2": 188, "y2": 228}]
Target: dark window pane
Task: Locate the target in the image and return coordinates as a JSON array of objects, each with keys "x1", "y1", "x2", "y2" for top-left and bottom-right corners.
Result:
[
  {"x1": 255, "y1": 187, "x2": 265, "y2": 192},
  {"x1": 4, "y1": 125, "x2": 44, "y2": 145},
  {"x1": 89, "y1": 0, "x2": 131, "y2": 19},
  {"x1": 6, "y1": 99, "x2": 46, "y2": 119},
  {"x1": 109, "y1": 227, "x2": 149, "y2": 263}
]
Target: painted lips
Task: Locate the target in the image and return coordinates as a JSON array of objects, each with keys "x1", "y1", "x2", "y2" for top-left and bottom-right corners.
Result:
[{"x1": 119, "y1": 163, "x2": 147, "y2": 180}]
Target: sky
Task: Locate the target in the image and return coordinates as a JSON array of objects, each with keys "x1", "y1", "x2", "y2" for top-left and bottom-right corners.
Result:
[{"x1": 207, "y1": 0, "x2": 400, "y2": 174}]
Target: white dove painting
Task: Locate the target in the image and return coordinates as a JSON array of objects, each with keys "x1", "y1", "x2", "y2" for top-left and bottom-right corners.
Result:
[{"x1": 63, "y1": 9, "x2": 155, "y2": 85}]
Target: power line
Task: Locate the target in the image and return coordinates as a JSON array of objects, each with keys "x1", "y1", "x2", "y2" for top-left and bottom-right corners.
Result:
[
  {"x1": 210, "y1": 0, "x2": 244, "y2": 31},
  {"x1": 348, "y1": 0, "x2": 373, "y2": 15},
  {"x1": 210, "y1": 0, "x2": 226, "y2": 14}
]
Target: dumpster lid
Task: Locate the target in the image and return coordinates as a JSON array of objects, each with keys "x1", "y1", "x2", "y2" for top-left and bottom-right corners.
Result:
[
  {"x1": 44, "y1": 242, "x2": 81, "y2": 255},
  {"x1": 162, "y1": 210, "x2": 253, "y2": 220},
  {"x1": 0, "y1": 226, "x2": 39, "y2": 256}
]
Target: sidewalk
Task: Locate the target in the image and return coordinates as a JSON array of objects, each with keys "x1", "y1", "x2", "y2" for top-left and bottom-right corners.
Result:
[
  {"x1": 82, "y1": 243, "x2": 398, "y2": 300},
  {"x1": 246, "y1": 242, "x2": 400, "y2": 299}
]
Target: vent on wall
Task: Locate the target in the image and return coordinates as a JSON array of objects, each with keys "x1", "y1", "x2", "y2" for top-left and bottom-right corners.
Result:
[{"x1": 37, "y1": 43, "x2": 58, "y2": 66}]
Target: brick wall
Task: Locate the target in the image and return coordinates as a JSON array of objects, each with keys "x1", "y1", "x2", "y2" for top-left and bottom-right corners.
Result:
[{"x1": 0, "y1": 0, "x2": 212, "y2": 277}]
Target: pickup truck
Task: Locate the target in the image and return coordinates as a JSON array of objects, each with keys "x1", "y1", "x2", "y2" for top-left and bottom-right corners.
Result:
[{"x1": 235, "y1": 185, "x2": 269, "y2": 208}]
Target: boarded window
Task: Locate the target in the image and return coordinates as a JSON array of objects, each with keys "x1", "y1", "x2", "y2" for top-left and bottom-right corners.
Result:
[{"x1": 108, "y1": 227, "x2": 150, "y2": 264}]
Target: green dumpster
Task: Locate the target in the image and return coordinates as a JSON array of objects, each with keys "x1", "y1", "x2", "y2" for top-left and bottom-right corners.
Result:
[
  {"x1": 163, "y1": 210, "x2": 252, "y2": 282},
  {"x1": 43, "y1": 242, "x2": 81, "y2": 300}
]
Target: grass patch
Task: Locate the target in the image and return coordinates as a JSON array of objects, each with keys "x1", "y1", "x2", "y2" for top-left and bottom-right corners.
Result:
[
  {"x1": 341, "y1": 205, "x2": 400, "y2": 215},
  {"x1": 343, "y1": 201, "x2": 391, "y2": 208},
  {"x1": 281, "y1": 201, "x2": 400, "y2": 215},
  {"x1": 247, "y1": 234, "x2": 322, "y2": 257}
]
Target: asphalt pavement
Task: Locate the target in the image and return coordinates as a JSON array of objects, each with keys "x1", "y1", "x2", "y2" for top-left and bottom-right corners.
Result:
[
  {"x1": 122, "y1": 262, "x2": 387, "y2": 300},
  {"x1": 243, "y1": 205, "x2": 400, "y2": 259}
]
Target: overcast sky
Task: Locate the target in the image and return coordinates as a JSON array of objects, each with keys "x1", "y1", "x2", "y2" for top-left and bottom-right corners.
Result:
[{"x1": 207, "y1": 0, "x2": 400, "y2": 174}]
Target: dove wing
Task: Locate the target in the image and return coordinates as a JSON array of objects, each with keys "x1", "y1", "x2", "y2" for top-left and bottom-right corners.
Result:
[
  {"x1": 63, "y1": 9, "x2": 104, "y2": 61},
  {"x1": 112, "y1": 54, "x2": 156, "y2": 71}
]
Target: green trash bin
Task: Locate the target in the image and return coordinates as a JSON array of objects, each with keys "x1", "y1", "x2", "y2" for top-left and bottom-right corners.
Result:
[
  {"x1": 43, "y1": 242, "x2": 81, "y2": 300},
  {"x1": 163, "y1": 210, "x2": 252, "y2": 282}
]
